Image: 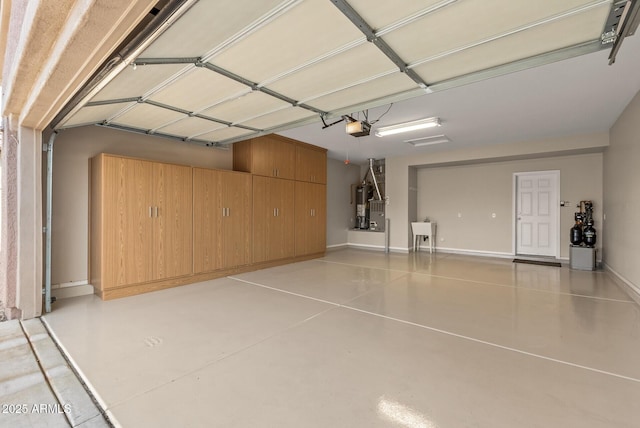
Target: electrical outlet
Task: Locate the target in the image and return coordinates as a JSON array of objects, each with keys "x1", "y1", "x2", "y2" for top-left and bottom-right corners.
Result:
[
  {"x1": 492, "y1": 213, "x2": 496, "y2": 218},
  {"x1": 457, "y1": 212, "x2": 462, "y2": 218},
  {"x1": 440, "y1": 238, "x2": 445, "y2": 242}
]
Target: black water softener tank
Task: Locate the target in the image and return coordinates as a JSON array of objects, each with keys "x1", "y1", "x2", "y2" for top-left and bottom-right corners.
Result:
[
  {"x1": 570, "y1": 221, "x2": 583, "y2": 245},
  {"x1": 583, "y1": 219, "x2": 597, "y2": 247}
]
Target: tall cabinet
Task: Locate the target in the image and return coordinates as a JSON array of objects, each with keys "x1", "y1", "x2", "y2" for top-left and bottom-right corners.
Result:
[
  {"x1": 233, "y1": 135, "x2": 327, "y2": 262},
  {"x1": 295, "y1": 181, "x2": 327, "y2": 256},
  {"x1": 252, "y1": 176, "x2": 295, "y2": 263},
  {"x1": 193, "y1": 168, "x2": 252, "y2": 273},
  {"x1": 91, "y1": 154, "x2": 192, "y2": 295}
]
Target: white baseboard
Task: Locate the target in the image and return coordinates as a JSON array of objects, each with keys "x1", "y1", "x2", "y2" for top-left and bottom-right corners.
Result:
[
  {"x1": 326, "y1": 243, "x2": 348, "y2": 250},
  {"x1": 603, "y1": 263, "x2": 640, "y2": 305},
  {"x1": 51, "y1": 284, "x2": 94, "y2": 300},
  {"x1": 388, "y1": 247, "x2": 410, "y2": 253},
  {"x1": 434, "y1": 246, "x2": 514, "y2": 259},
  {"x1": 347, "y1": 243, "x2": 386, "y2": 251},
  {"x1": 52, "y1": 280, "x2": 89, "y2": 289}
]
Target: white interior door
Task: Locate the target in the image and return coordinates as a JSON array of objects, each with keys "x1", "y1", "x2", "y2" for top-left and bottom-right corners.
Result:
[{"x1": 515, "y1": 171, "x2": 559, "y2": 257}]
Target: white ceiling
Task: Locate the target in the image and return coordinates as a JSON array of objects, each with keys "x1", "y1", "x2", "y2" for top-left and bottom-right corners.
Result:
[{"x1": 55, "y1": 0, "x2": 639, "y2": 164}]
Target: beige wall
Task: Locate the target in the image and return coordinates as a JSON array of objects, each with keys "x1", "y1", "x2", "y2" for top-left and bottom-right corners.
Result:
[
  {"x1": 386, "y1": 132, "x2": 609, "y2": 252},
  {"x1": 51, "y1": 125, "x2": 232, "y2": 286},
  {"x1": 604, "y1": 89, "x2": 640, "y2": 293},
  {"x1": 326, "y1": 158, "x2": 360, "y2": 247},
  {"x1": 416, "y1": 153, "x2": 603, "y2": 259}
]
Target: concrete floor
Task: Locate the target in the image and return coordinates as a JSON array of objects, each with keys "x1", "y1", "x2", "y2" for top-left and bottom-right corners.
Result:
[
  {"x1": 0, "y1": 318, "x2": 109, "y2": 427},
  {"x1": 39, "y1": 249, "x2": 640, "y2": 427}
]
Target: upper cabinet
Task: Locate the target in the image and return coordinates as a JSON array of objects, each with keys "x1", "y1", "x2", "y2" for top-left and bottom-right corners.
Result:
[
  {"x1": 233, "y1": 135, "x2": 296, "y2": 179},
  {"x1": 295, "y1": 145, "x2": 327, "y2": 184},
  {"x1": 233, "y1": 134, "x2": 327, "y2": 183}
]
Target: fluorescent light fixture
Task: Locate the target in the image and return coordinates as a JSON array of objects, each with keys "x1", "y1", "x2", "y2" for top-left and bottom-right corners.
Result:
[
  {"x1": 404, "y1": 134, "x2": 450, "y2": 147},
  {"x1": 375, "y1": 117, "x2": 440, "y2": 137}
]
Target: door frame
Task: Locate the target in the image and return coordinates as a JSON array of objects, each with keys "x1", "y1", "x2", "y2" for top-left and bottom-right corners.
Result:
[{"x1": 512, "y1": 170, "x2": 560, "y2": 258}]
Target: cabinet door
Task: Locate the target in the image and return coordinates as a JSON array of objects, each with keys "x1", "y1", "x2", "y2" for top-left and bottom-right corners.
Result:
[
  {"x1": 271, "y1": 138, "x2": 296, "y2": 180},
  {"x1": 252, "y1": 176, "x2": 271, "y2": 264},
  {"x1": 102, "y1": 156, "x2": 154, "y2": 288},
  {"x1": 193, "y1": 168, "x2": 222, "y2": 274},
  {"x1": 309, "y1": 183, "x2": 327, "y2": 254},
  {"x1": 271, "y1": 178, "x2": 295, "y2": 260},
  {"x1": 221, "y1": 171, "x2": 252, "y2": 268},
  {"x1": 253, "y1": 176, "x2": 294, "y2": 263},
  {"x1": 250, "y1": 136, "x2": 296, "y2": 179},
  {"x1": 250, "y1": 139, "x2": 273, "y2": 177},
  {"x1": 295, "y1": 182, "x2": 326, "y2": 255},
  {"x1": 296, "y1": 146, "x2": 327, "y2": 184},
  {"x1": 154, "y1": 163, "x2": 193, "y2": 279}
]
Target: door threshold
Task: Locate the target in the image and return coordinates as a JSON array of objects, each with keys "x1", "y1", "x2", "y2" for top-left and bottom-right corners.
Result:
[
  {"x1": 515, "y1": 255, "x2": 559, "y2": 262},
  {"x1": 514, "y1": 255, "x2": 563, "y2": 267}
]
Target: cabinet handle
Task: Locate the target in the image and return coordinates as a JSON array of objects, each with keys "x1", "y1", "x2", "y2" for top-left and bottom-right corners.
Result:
[
  {"x1": 154, "y1": 206, "x2": 159, "y2": 217},
  {"x1": 273, "y1": 208, "x2": 276, "y2": 217},
  {"x1": 149, "y1": 206, "x2": 152, "y2": 218},
  {"x1": 227, "y1": 208, "x2": 230, "y2": 217},
  {"x1": 222, "y1": 208, "x2": 226, "y2": 217}
]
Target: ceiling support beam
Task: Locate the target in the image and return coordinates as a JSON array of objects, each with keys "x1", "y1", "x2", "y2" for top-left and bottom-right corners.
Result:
[
  {"x1": 144, "y1": 99, "x2": 260, "y2": 132},
  {"x1": 125, "y1": 57, "x2": 327, "y2": 125},
  {"x1": 608, "y1": 0, "x2": 640, "y2": 64},
  {"x1": 87, "y1": 97, "x2": 141, "y2": 106},
  {"x1": 329, "y1": 0, "x2": 429, "y2": 90},
  {"x1": 96, "y1": 122, "x2": 228, "y2": 148},
  {"x1": 196, "y1": 61, "x2": 326, "y2": 115},
  {"x1": 132, "y1": 57, "x2": 328, "y2": 117}
]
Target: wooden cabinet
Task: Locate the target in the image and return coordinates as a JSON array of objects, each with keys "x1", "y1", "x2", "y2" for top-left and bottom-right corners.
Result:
[
  {"x1": 154, "y1": 162, "x2": 194, "y2": 280},
  {"x1": 296, "y1": 145, "x2": 327, "y2": 184},
  {"x1": 94, "y1": 155, "x2": 154, "y2": 288},
  {"x1": 193, "y1": 168, "x2": 251, "y2": 273},
  {"x1": 234, "y1": 134, "x2": 328, "y2": 261},
  {"x1": 233, "y1": 135, "x2": 296, "y2": 179},
  {"x1": 295, "y1": 182, "x2": 326, "y2": 256},
  {"x1": 91, "y1": 154, "x2": 192, "y2": 293},
  {"x1": 91, "y1": 134, "x2": 327, "y2": 300},
  {"x1": 252, "y1": 176, "x2": 295, "y2": 263}
]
